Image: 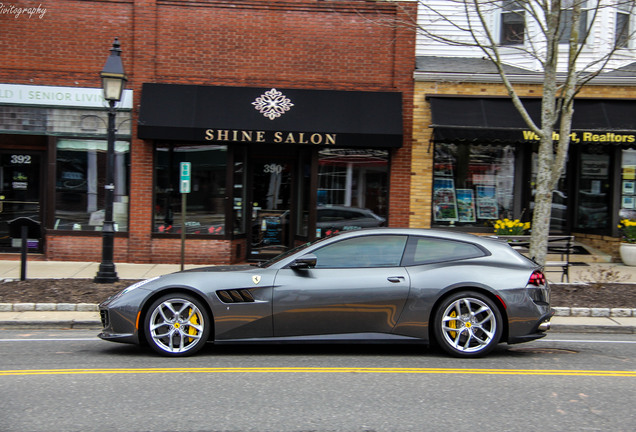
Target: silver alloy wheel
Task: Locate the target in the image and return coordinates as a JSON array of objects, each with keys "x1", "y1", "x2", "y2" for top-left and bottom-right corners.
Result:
[
  {"x1": 148, "y1": 297, "x2": 206, "y2": 355},
  {"x1": 439, "y1": 296, "x2": 497, "y2": 354}
]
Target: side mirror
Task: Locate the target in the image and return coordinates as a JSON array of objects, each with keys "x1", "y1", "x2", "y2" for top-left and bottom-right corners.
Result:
[{"x1": 289, "y1": 253, "x2": 317, "y2": 269}]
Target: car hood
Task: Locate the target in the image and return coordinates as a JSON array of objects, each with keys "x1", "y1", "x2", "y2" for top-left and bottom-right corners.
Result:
[{"x1": 180, "y1": 264, "x2": 257, "y2": 273}]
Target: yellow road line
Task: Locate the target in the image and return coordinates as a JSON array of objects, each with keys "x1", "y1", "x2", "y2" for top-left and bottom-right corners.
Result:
[{"x1": 1, "y1": 367, "x2": 635, "y2": 377}]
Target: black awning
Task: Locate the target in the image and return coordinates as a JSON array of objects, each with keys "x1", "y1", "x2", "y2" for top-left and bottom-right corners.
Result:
[
  {"x1": 428, "y1": 96, "x2": 636, "y2": 144},
  {"x1": 138, "y1": 83, "x2": 403, "y2": 148}
]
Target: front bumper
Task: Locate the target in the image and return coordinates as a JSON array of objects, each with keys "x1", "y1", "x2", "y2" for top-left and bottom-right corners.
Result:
[
  {"x1": 98, "y1": 307, "x2": 140, "y2": 344},
  {"x1": 97, "y1": 287, "x2": 150, "y2": 345}
]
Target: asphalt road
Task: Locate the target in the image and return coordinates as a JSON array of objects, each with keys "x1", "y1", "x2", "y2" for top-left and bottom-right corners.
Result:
[{"x1": 1, "y1": 330, "x2": 635, "y2": 432}]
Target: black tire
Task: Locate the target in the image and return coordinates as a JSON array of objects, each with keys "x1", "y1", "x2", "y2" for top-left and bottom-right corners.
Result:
[
  {"x1": 433, "y1": 291, "x2": 502, "y2": 358},
  {"x1": 144, "y1": 293, "x2": 211, "y2": 357}
]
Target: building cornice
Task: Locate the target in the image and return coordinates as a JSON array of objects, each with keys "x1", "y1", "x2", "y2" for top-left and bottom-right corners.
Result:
[{"x1": 414, "y1": 71, "x2": 636, "y2": 86}]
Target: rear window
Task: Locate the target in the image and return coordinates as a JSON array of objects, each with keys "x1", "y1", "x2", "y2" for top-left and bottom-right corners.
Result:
[{"x1": 403, "y1": 236, "x2": 486, "y2": 266}]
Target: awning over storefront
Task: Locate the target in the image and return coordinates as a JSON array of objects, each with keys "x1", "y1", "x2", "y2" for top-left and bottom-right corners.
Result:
[
  {"x1": 428, "y1": 96, "x2": 636, "y2": 145},
  {"x1": 138, "y1": 83, "x2": 403, "y2": 148}
]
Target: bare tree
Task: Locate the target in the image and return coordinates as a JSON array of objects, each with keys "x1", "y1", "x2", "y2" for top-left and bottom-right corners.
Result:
[{"x1": 394, "y1": 0, "x2": 636, "y2": 264}]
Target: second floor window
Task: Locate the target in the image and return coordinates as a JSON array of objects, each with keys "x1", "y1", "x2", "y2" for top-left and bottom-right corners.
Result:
[
  {"x1": 616, "y1": 1, "x2": 632, "y2": 48},
  {"x1": 558, "y1": 0, "x2": 589, "y2": 44},
  {"x1": 500, "y1": 1, "x2": 525, "y2": 45}
]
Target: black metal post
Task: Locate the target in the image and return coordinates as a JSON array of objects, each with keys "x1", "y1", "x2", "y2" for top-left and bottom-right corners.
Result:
[
  {"x1": 94, "y1": 99, "x2": 119, "y2": 283},
  {"x1": 20, "y1": 225, "x2": 28, "y2": 281}
]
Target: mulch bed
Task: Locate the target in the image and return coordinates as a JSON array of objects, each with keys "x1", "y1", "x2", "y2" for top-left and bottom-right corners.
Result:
[
  {"x1": 0, "y1": 278, "x2": 634, "y2": 308},
  {"x1": 0, "y1": 279, "x2": 140, "y2": 304}
]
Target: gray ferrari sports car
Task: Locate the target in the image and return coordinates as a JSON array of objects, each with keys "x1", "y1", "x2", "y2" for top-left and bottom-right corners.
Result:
[{"x1": 98, "y1": 228, "x2": 552, "y2": 358}]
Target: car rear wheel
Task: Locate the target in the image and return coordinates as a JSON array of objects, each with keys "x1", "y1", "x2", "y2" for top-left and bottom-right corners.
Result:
[
  {"x1": 144, "y1": 294, "x2": 211, "y2": 356},
  {"x1": 434, "y1": 291, "x2": 502, "y2": 358}
]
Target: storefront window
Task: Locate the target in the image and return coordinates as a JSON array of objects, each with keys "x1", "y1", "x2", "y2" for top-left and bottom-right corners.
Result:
[
  {"x1": 55, "y1": 139, "x2": 130, "y2": 231},
  {"x1": 317, "y1": 148, "x2": 388, "y2": 236},
  {"x1": 296, "y1": 150, "x2": 312, "y2": 237},
  {"x1": 433, "y1": 143, "x2": 516, "y2": 227},
  {"x1": 530, "y1": 152, "x2": 569, "y2": 232},
  {"x1": 619, "y1": 149, "x2": 636, "y2": 220},
  {"x1": 232, "y1": 146, "x2": 246, "y2": 235},
  {"x1": 154, "y1": 144, "x2": 227, "y2": 235}
]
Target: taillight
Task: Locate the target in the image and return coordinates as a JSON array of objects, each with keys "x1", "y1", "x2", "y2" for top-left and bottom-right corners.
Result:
[{"x1": 528, "y1": 270, "x2": 547, "y2": 287}]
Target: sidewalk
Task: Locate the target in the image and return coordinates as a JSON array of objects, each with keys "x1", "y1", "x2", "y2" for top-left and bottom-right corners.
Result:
[
  {"x1": 0, "y1": 260, "x2": 206, "y2": 280},
  {"x1": 0, "y1": 260, "x2": 634, "y2": 333}
]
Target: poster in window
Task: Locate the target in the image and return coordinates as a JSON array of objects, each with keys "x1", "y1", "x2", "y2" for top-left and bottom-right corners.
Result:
[
  {"x1": 622, "y1": 196, "x2": 635, "y2": 209},
  {"x1": 434, "y1": 160, "x2": 454, "y2": 177},
  {"x1": 581, "y1": 154, "x2": 609, "y2": 178},
  {"x1": 623, "y1": 180, "x2": 635, "y2": 195},
  {"x1": 433, "y1": 178, "x2": 458, "y2": 222},
  {"x1": 476, "y1": 185, "x2": 499, "y2": 220},
  {"x1": 456, "y1": 189, "x2": 476, "y2": 223}
]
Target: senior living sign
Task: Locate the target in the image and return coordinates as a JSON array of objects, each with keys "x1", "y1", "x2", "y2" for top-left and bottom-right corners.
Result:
[{"x1": 0, "y1": 83, "x2": 133, "y2": 109}]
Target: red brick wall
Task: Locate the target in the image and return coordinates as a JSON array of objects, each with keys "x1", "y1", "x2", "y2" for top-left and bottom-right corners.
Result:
[
  {"x1": 0, "y1": 0, "x2": 133, "y2": 85},
  {"x1": 46, "y1": 235, "x2": 130, "y2": 262},
  {"x1": 2, "y1": 0, "x2": 415, "y2": 264}
]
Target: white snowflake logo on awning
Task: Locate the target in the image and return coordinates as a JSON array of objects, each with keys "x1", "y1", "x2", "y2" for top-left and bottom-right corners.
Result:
[{"x1": 252, "y1": 88, "x2": 294, "y2": 120}]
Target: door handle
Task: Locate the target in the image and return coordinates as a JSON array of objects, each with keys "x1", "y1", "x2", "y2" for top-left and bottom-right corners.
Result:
[{"x1": 387, "y1": 276, "x2": 405, "y2": 283}]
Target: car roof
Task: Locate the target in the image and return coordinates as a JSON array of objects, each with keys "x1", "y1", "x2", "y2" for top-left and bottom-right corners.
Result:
[
  {"x1": 267, "y1": 227, "x2": 530, "y2": 269},
  {"x1": 331, "y1": 227, "x2": 486, "y2": 242}
]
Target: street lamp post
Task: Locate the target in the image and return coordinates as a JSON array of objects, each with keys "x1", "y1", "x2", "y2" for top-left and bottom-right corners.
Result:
[{"x1": 94, "y1": 38, "x2": 127, "y2": 283}]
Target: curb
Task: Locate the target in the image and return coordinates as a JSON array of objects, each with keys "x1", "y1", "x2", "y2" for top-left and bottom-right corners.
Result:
[
  {"x1": 0, "y1": 303, "x2": 99, "y2": 312},
  {"x1": 552, "y1": 306, "x2": 636, "y2": 318}
]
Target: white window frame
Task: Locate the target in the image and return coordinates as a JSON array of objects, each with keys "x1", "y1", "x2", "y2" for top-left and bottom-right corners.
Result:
[
  {"x1": 500, "y1": 0, "x2": 526, "y2": 46},
  {"x1": 615, "y1": 1, "x2": 633, "y2": 49},
  {"x1": 558, "y1": 0, "x2": 591, "y2": 45}
]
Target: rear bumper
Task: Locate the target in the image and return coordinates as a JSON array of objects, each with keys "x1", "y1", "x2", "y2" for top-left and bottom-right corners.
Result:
[{"x1": 507, "y1": 310, "x2": 553, "y2": 345}]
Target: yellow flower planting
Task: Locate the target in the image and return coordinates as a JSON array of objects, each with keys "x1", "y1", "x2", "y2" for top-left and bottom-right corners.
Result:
[
  {"x1": 493, "y1": 218, "x2": 530, "y2": 235},
  {"x1": 618, "y1": 219, "x2": 636, "y2": 244}
]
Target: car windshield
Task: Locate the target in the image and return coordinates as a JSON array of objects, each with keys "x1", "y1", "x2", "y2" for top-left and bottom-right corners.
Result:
[{"x1": 258, "y1": 235, "x2": 336, "y2": 268}]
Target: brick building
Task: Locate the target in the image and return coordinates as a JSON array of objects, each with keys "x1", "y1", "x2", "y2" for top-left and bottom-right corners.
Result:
[{"x1": 0, "y1": 0, "x2": 415, "y2": 264}]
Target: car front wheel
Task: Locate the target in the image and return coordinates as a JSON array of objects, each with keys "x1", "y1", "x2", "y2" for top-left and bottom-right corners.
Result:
[
  {"x1": 144, "y1": 294, "x2": 211, "y2": 356},
  {"x1": 434, "y1": 291, "x2": 502, "y2": 358}
]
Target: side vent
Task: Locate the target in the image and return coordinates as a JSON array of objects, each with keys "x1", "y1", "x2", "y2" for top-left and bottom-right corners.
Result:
[{"x1": 217, "y1": 289, "x2": 255, "y2": 303}]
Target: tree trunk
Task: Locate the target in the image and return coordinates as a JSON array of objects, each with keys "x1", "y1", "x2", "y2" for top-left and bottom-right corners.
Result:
[{"x1": 529, "y1": 138, "x2": 554, "y2": 265}]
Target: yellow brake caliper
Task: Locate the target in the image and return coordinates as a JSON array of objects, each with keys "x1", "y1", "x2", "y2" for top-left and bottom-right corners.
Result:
[
  {"x1": 449, "y1": 310, "x2": 457, "y2": 338},
  {"x1": 188, "y1": 308, "x2": 199, "y2": 342}
]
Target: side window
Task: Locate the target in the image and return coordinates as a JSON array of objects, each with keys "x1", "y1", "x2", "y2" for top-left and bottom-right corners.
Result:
[
  {"x1": 616, "y1": 2, "x2": 632, "y2": 49},
  {"x1": 313, "y1": 235, "x2": 408, "y2": 268},
  {"x1": 500, "y1": 0, "x2": 525, "y2": 46},
  {"x1": 558, "y1": 0, "x2": 589, "y2": 44},
  {"x1": 405, "y1": 236, "x2": 485, "y2": 265}
]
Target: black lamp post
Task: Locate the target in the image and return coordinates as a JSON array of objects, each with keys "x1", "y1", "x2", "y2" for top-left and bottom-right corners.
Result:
[{"x1": 94, "y1": 38, "x2": 127, "y2": 283}]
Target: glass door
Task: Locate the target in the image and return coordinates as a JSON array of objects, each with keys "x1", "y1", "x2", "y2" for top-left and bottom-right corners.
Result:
[
  {"x1": 248, "y1": 154, "x2": 294, "y2": 260},
  {"x1": 575, "y1": 148, "x2": 611, "y2": 231},
  {"x1": 0, "y1": 152, "x2": 42, "y2": 251}
]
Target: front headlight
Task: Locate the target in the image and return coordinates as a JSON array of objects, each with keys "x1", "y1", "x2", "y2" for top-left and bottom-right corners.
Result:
[
  {"x1": 103, "y1": 276, "x2": 161, "y2": 304},
  {"x1": 119, "y1": 276, "x2": 160, "y2": 296}
]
